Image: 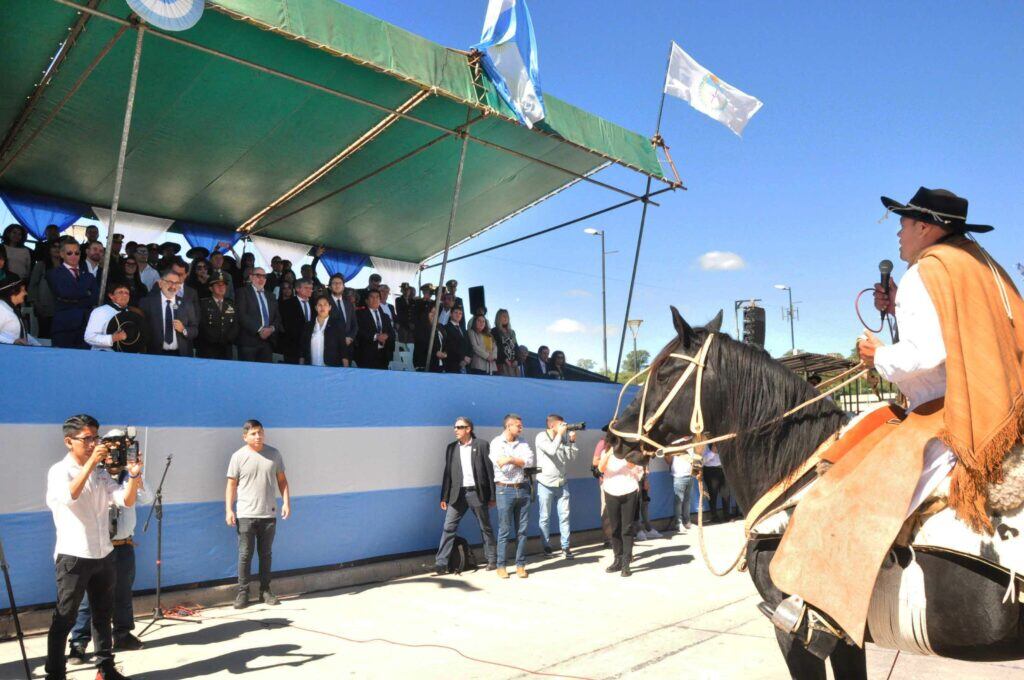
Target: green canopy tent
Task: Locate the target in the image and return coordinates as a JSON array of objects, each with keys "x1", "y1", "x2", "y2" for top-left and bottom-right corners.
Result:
[{"x1": 0, "y1": 0, "x2": 669, "y2": 265}]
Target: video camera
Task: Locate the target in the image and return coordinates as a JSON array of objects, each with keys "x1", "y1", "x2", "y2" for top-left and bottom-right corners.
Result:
[
  {"x1": 99, "y1": 427, "x2": 140, "y2": 469},
  {"x1": 564, "y1": 422, "x2": 586, "y2": 432}
]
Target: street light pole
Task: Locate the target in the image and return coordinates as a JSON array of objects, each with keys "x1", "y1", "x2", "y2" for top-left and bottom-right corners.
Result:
[
  {"x1": 584, "y1": 228, "x2": 608, "y2": 375},
  {"x1": 626, "y1": 319, "x2": 643, "y2": 375},
  {"x1": 775, "y1": 284, "x2": 795, "y2": 353}
]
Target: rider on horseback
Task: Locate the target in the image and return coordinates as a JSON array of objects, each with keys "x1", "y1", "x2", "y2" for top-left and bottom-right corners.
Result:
[{"x1": 770, "y1": 187, "x2": 1024, "y2": 655}]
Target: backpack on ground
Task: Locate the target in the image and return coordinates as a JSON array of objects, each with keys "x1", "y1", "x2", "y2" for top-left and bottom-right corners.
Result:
[{"x1": 448, "y1": 536, "x2": 478, "y2": 574}]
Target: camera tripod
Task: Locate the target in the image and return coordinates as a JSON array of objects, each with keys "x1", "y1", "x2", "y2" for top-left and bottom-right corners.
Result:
[
  {"x1": 138, "y1": 454, "x2": 201, "y2": 637},
  {"x1": 0, "y1": 535, "x2": 31, "y2": 680}
]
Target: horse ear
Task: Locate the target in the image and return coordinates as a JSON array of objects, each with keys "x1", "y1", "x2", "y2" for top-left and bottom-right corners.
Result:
[
  {"x1": 705, "y1": 310, "x2": 724, "y2": 334},
  {"x1": 671, "y1": 306, "x2": 695, "y2": 345}
]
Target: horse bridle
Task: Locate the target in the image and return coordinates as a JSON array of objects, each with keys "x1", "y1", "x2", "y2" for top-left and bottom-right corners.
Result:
[{"x1": 608, "y1": 333, "x2": 716, "y2": 458}]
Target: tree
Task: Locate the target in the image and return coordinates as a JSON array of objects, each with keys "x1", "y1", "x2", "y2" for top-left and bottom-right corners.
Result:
[
  {"x1": 621, "y1": 349, "x2": 650, "y2": 374},
  {"x1": 576, "y1": 358, "x2": 597, "y2": 371}
]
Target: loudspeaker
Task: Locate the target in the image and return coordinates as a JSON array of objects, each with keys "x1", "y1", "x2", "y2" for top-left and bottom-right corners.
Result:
[
  {"x1": 468, "y1": 286, "x2": 486, "y2": 316},
  {"x1": 743, "y1": 306, "x2": 766, "y2": 347}
]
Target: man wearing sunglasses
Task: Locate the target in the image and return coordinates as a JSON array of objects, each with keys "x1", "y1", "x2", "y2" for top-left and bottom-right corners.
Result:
[
  {"x1": 45, "y1": 414, "x2": 143, "y2": 680},
  {"x1": 236, "y1": 267, "x2": 281, "y2": 362},
  {"x1": 434, "y1": 417, "x2": 497, "y2": 574}
]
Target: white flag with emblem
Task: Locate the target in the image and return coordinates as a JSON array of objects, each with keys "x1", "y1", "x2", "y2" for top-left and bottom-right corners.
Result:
[{"x1": 663, "y1": 41, "x2": 763, "y2": 136}]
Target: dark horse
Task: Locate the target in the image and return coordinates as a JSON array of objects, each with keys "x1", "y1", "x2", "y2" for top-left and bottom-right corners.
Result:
[{"x1": 609, "y1": 308, "x2": 1024, "y2": 679}]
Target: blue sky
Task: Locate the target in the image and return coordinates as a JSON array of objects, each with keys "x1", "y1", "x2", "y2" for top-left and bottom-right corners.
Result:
[{"x1": 6, "y1": 1, "x2": 1021, "y2": 370}]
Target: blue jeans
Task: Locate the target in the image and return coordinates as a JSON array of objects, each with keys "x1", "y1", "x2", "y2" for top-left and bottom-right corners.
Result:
[
  {"x1": 537, "y1": 482, "x2": 571, "y2": 550},
  {"x1": 70, "y1": 544, "x2": 136, "y2": 648},
  {"x1": 672, "y1": 475, "x2": 696, "y2": 528},
  {"x1": 496, "y1": 485, "x2": 530, "y2": 568}
]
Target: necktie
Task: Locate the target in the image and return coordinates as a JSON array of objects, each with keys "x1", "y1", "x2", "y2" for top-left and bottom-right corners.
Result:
[
  {"x1": 256, "y1": 290, "x2": 269, "y2": 327},
  {"x1": 70, "y1": 267, "x2": 78, "y2": 280},
  {"x1": 335, "y1": 298, "x2": 345, "y2": 322},
  {"x1": 373, "y1": 310, "x2": 381, "y2": 333},
  {"x1": 302, "y1": 300, "x2": 310, "y2": 322},
  {"x1": 164, "y1": 300, "x2": 174, "y2": 343},
  {"x1": 18, "y1": 314, "x2": 26, "y2": 341}
]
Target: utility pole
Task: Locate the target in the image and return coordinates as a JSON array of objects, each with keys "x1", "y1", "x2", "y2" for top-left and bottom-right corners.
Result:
[{"x1": 584, "y1": 228, "x2": 608, "y2": 375}]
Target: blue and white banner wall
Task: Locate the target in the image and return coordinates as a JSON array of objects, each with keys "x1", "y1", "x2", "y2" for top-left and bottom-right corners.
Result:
[{"x1": 0, "y1": 346, "x2": 671, "y2": 607}]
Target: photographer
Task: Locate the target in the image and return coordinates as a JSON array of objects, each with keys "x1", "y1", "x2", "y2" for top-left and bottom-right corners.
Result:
[
  {"x1": 68, "y1": 430, "x2": 153, "y2": 664},
  {"x1": 534, "y1": 415, "x2": 579, "y2": 559},
  {"x1": 489, "y1": 414, "x2": 535, "y2": 579},
  {"x1": 45, "y1": 414, "x2": 143, "y2": 680}
]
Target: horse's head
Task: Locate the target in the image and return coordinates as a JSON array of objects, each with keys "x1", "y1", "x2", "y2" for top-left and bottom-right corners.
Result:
[{"x1": 608, "y1": 307, "x2": 724, "y2": 462}]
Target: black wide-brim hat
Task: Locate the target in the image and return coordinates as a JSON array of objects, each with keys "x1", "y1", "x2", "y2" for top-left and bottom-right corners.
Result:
[
  {"x1": 106, "y1": 310, "x2": 146, "y2": 353},
  {"x1": 186, "y1": 246, "x2": 210, "y2": 260},
  {"x1": 159, "y1": 241, "x2": 181, "y2": 254},
  {"x1": 880, "y1": 186, "x2": 993, "y2": 233}
]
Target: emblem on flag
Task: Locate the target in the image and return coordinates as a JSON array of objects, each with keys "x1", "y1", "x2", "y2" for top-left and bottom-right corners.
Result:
[
  {"x1": 126, "y1": 0, "x2": 204, "y2": 32},
  {"x1": 474, "y1": 0, "x2": 546, "y2": 129},
  {"x1": 664, "y1": 42, "x2": 763, "y2": 136}
]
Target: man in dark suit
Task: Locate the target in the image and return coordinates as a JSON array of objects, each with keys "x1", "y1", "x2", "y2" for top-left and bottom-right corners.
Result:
[
  {"x1": 140, "y1": 269, "x2": 198, "y2": 356},
  {"x1": 354, "y1": 289, "x2": 393, "y2": 369},
  {"x1": 46, "y1": 239, "x2": 98, "y2": 348},
  {"x1": 279, "y1": 278, "x2": 314, "y2": 364},
  {"x1": 235, "y1": 267, "x2": 280, "y2": 362},
  {"x1": 197, "y1": 272, "x2": 238, "y2": 359},
  {"x1": 166, "y1": 259, "x2": 200, "y2": 319},
  {"x1": 525, "y1": 345, "x2": 551, "y2": 378},
  {"x1": 442, "y1": 307, "x2": 471, "y2": 373},
  {"x1": 326, "y1": 273, "x2": 357, "y2": 363},
  {"x1": 444, "y1": 279, "x2": 465, "y2": 325},
  {"x1": 435, "y1": 417, "x2": 496, "y2": 574}
]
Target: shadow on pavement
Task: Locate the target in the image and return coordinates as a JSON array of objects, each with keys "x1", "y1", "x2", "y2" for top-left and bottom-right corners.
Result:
[
  {"x1": 140, "y1": 617, "x2": 295, "y2": 650},
  {"x1": 298, "y1": 574, "x2": 482, "y2": 601},
  {"x1": 141, "y1": 643, "x2": 331, "y2": 679},
  {"x1": 524, "y1": 555, "x2": 601, "y2": 575}
]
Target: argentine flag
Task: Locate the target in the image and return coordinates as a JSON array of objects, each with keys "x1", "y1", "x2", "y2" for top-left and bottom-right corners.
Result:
[{"x1": 474, "y1": 0, "x2": 546, "y2": 128}]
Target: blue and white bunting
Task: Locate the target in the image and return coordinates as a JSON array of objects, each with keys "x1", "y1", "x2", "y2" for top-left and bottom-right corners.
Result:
[
  {"x1": 474, "y1": 0, "x2": 546, "y2": 128},
  {"x1": 126, "y1": 0, "x2": 204, "y2": 32}
]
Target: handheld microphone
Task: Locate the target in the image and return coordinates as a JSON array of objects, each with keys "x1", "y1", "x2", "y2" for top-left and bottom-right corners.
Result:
[{"x1": 878, "y1": 259, "x2": 893, "y2": 322}]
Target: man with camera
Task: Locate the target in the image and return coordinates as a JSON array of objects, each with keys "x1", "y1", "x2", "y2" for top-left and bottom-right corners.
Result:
[
  {"x1": 67, "y1": 430, "x2": 154, "y2": 665},
  {"x1": 45, "y1": 415, "x2": 143, "y2": 680},
  {"x1": 489, "y1": 414, "x2": 535, "y2": 579},
  {"x1": 534, "y1": 415, "x2": 580, "y2": 559}
]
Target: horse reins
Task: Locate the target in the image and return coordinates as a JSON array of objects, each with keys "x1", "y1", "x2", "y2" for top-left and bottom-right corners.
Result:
[{"x1": 608, "y1": 333, "x2": 869, "y2": 576}]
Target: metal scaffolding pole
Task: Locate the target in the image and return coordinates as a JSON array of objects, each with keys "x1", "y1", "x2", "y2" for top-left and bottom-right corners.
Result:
[{"x1": 98, "y1": 22, "x2": 145, "y2": 303}]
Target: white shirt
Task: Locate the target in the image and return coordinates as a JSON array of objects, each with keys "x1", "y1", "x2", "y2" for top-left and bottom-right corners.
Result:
[
  {"x1": 85, "y1": 260, "x2": 101, "y2": 276},
  {"x1": 702, "y1": 449, "x2": 722, "y2": 467},
  {"x1": 46, "y1": 454, "x2": 128, "y2": 560},
  {"x1": 488, "y1": 436, "x2": 535, "y2": 485},
  {"x1": 109, "y1": 472, "x2": 154, "y2": 540},
  {"x1": 670, "y1": 453, "x2": 695, "y2": 477},
  {"x1": 459, "y1": 443, "x2": 475, "y2": 487},
  {"x1": 310, "y1": 318, "x2": 328, "y2": 366},
  {"x1": 84, "y1": 304, "x2": 119, "y2": 350},
  {"x1": 439, "y1": 307, "x2": 452, "y2": 326},
  {"x1": 0, "y1": 300, "x2": 39, "y2": 345},
  {"x1": 602, "y1": 455, "x2": 642, "y2": 496},
  {"x1": 161, "y1": 295, "x2": 179, "y2": 350},
  {"x1": 139, "y1": 264, "x2": 159, "y2": 290}
]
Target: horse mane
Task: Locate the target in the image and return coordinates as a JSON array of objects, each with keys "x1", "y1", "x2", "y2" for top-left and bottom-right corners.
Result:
[{"x1": 708, "y1": 332, "x2": 848, "y2": 500}]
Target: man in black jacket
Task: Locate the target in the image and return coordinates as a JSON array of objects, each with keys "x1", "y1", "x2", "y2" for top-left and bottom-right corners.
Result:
[
  {"x1": 442, "y1": 307, "x2": 471, "y2": 373},
  {"x1": 435, "y1": 417, "x2": 496, "y2": 573},
  {"x1": 140, "y1": 270, "x2": 198, "y2": 356},
  {"x1": 235, "y1": 267, "x2": 280, "y2": 362},
  {"x1": 354, "y1": 289, "x2": 394, "y2": 369},
  {"x1": 279, "y1": 279, "x2": 314, "y2": 364}
]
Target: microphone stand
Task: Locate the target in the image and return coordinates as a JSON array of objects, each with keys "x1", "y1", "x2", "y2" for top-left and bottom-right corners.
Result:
[
  {"x1": 138, "y1": 455, "x2": 201, "y2": 636},
  {"x1": 0, "y1": 535, "x2": 31, "y2": 680}
]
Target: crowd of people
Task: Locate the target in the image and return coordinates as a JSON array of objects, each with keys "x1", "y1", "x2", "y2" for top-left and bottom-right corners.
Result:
[{"x1": 0, "y1": 223, "x2": 581, "y2": 378}]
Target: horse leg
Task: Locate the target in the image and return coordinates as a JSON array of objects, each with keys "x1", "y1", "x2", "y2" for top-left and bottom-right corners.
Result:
[
  {"x1": 828, "y1": 639, "x2": 867, "y2": 680},
  {"x1": 774, "y1": 627, "x2": 826, "y2": 680}
]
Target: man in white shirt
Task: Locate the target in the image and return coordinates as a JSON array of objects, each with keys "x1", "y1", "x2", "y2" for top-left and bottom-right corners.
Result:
[
  {"x1": 434, "y1": 417, "x2": 497, "y2": 574},
  {"x1": 534, "y1": 415, "x2": 579, "y2": 558},
  {"x1": 84, "y1": 282, "x2": 131, "y2": 351},
  {"x1": 489, "y1": 414, "x2": 535, "y2": 579},
  {"x1": 69, "y1": 431, "x2": 154, "y2": 661},
  {"x1": 134, "y1": 245, "x2": 159, "y2": 291},
  {"x1": 45, "y1": 414, "x2": 142, "y2": 680},
  {"x1": 82, "y1": 240, "x2": 104, "y2": 278}
]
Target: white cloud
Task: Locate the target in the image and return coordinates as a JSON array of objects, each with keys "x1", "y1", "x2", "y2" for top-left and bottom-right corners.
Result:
[
  {"x1": 547, "y1": 318, "x2": 587, "y2": 334},
  {"x1": 698, "y1": 251, "x2": 746, "y2": 271},
  {"x1": 565, "y1": 288, "x2": 593, "y2": 298}
]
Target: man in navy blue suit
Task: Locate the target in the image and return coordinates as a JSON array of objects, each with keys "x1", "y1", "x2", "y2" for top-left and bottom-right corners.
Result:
[{"x1": 46, "y1": 239, "x2": 97, "y2": 348}]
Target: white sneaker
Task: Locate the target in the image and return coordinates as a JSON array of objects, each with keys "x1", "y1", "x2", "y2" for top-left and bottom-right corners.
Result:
[
  {"x1": 635, "y1": 530, "x2": 648, "y2": 541},
  {"x1": 677, "y1": 523, "x2": 687, "y2": 533},
  {"x1": 646, "y1": 528, "x2": 662, "y2": 539}
]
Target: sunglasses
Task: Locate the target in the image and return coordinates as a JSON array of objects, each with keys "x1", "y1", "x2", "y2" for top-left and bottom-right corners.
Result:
[{"x1": 454, "y1": 425, "x2": 469, "y2": 430}]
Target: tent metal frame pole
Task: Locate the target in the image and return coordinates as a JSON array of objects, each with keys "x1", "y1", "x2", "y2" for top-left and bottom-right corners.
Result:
[
  {"x1": 0, "y1": 0, "x2": 100, "y2": 162},
  {"x1": 48, "y1": 0, "x2": 662, "y2": 203},
  {"x1": 424, "y1": 113, "x2": 472, "y2": 370},
  {"x1": 613, "y1": 43, "x2": 674, "y2": 383},
  {"x1": 238, "y1": 89, "x2": 431, "y2": 233},
  {"x1": 98, "y1": 23, "x2": 145, "y2": 302},
  {"x1": 422, "y1": 184, "x2": 677, "y2": 269}
]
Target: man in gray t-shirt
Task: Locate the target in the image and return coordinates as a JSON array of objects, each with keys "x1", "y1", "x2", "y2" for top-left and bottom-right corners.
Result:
[{"x1": 226, "y1": 420, "x2": 290, "y2": 608}]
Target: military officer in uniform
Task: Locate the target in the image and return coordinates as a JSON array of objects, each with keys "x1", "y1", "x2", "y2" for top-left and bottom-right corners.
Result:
[{"x1": 198, "y1": 272, "x2": 238, "y2": 360}]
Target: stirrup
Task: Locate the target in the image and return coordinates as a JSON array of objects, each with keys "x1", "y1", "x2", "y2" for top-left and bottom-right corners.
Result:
[{"x1": 761, "y1": 595, "x2": 842, "y2": 661}]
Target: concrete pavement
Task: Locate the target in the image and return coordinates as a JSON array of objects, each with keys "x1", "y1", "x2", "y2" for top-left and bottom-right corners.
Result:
[{"x1": 2, "y1": 520, "x2": 1022, "y2": 679}]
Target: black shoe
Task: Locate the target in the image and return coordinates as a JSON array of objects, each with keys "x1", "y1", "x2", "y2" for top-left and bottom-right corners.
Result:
[
  {"x1": 112, "y1": 633, "x2": 144, "y2": 651},
  {"x1": 604, "y1": 561, "x2": 622, "y2": 573},
  {"x1": 485, "y1": 563, "x2": 497, "y2": 571},
  {"x1": 67, "y1": 643, "x2": 90, "y2": 665},
  {"x1": 543, "y1": 545, "x2": 554, "y2": 556},
  {"x1": 435, "y1": 564, "x2": 448, "y2": 575},
  {"x1": 233, "y1": 590, "x2": 249, "y2": 609},
  {"x1": 563, "y1": 549, "x2": 574, "y2": 560},
  {"x1": 260, "y1": 589, "x2": 279, "y2": 606},
  {"x1": 621, "y1": 564, "x2": 632, "y2": 577},
  {"x1": 96, "y1": 663, "x2": 132, "y2": 679}
]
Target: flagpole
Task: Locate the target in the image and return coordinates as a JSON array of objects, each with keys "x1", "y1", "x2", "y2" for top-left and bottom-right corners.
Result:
[{"x1": 613, "y1": 42, "x2": 673, "y2": 383}]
